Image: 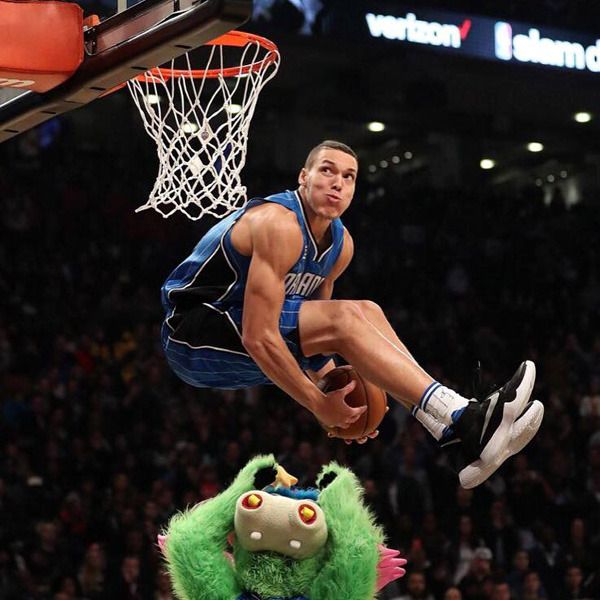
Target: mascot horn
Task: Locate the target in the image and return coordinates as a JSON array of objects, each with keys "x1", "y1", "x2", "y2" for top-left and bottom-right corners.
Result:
[{"x1": 158, "y1": 455, "x2": 406, "y2": 600}]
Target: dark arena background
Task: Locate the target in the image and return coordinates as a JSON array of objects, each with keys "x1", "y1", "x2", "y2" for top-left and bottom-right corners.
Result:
[{"x1": 1, "y1": 1, "x2": 600, "y2": 599}]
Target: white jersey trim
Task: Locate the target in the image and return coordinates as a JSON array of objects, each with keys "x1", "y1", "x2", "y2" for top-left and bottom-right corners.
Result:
[{"x1": 294, "y1": 190, "x2": 334, "y2": 262}]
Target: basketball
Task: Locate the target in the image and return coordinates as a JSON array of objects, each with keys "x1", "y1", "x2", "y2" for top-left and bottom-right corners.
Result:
[{"x1": 318, "y1": 366, "x2": 388, "y2": 440}]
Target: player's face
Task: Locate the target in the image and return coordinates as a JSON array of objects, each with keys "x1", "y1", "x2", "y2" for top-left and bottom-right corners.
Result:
[{"x1": 298, "y1": 149, "x2": 358, "y2": 220}]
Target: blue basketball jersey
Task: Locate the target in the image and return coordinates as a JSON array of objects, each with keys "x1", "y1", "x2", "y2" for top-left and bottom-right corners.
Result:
[{"x1": 161, "y1": 189, "x2": 345, "y2": 388}]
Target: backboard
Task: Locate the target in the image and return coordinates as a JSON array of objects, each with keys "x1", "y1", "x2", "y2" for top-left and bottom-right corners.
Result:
[{"x1": 0, "y1": 0, "x2": 254, "y2": 142}]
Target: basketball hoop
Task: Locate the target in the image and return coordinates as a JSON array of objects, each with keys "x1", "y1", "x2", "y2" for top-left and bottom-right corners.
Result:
[{"x1": 124, "y1": 31, "x2": 279, "y2": 220}]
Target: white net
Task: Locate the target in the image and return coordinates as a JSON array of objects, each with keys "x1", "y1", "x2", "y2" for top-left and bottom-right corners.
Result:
[{"x1": 127, "y1": 33, "x2": 280, "y2": 220}]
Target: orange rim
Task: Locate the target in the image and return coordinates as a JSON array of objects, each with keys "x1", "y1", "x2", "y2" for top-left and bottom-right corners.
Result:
[{"x1": 105, "y1": 31, "x2": 278, "y2": 95}]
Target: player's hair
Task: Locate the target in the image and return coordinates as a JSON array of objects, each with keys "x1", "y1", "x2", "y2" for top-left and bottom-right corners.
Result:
[{"x1": 305, "y1": 140, "x2": 358, "y2": 169}]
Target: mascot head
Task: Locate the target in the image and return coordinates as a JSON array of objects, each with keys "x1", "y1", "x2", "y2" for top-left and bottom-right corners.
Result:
[{"x1": 160, "y1": 455, "x2": 406, "y2": 600}]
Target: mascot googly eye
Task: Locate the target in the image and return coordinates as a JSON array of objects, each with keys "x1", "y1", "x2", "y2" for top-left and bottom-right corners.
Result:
[{"x1": 159, "y1": 455, "x2": 406, "y2": 600}]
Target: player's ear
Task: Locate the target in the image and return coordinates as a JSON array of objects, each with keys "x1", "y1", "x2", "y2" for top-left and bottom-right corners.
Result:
[{"x1": 298, "y1": 167, "x2": 307, "y2": 187}]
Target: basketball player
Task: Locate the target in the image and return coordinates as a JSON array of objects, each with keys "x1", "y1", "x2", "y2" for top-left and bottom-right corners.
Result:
[{"x1": 161, "y1": 140, "x2": 543, "y2": 488}]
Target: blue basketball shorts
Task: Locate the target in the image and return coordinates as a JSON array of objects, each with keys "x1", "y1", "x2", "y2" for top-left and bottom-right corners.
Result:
[{"x1": 161, "y1": 299, "x2": 332, "y2": 389}]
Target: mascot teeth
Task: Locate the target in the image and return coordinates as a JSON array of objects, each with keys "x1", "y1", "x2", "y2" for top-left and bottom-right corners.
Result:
[
  {"x1": 250, "y1": 531, "x2": 262, "y2": 540},
  {"x1": 289, "y1": 540, "x2": 302, "y2": 549}
]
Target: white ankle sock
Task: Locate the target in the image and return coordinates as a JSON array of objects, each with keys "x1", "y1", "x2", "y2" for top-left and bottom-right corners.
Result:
[
  {"x1": 412, "y1": 406, "x2": 450, "y2": 441},
  {"x1": 419, "y1": 382, "x2": 470, "y2": 426}
]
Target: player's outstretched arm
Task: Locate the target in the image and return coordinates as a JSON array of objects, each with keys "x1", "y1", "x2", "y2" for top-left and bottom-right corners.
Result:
[
  {"x1": 241, "y1": 207, "x2": 363, "y2": 428},
  {"x1": 163, "y1": 455, "x2": 278, "y2": 600}
]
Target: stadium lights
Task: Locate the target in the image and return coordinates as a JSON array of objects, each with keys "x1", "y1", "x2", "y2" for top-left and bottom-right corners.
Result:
[
  {"x1": 574, "y1": 112, "x2": 592, "y2": 123},
  {"x1": 480, "y1": 158, "x2": 496, "y2": 170},
  {"x1": 527, "y1": 142, "x2": 544, "y2": 153},
  {"x1": 367, "y1": 121, "x2": 386, "y2": 132},
  {"x1": 227, "y1": 103, "x2": 243, "y2": 115},
  {"x1": 146, "y1": 94, "x2": 161, "y2": 105},
  {"x1": 404, "y1": 151, "x2": 413, "y2": 159},
  {"x1": 182, "y1": 122, "x2": 200, "y2": 134}
]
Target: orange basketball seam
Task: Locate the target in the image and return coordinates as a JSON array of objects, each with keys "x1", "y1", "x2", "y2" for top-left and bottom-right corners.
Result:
[
  {"x1": 333, "y1": 368, "x2": 351, "y2": 438},
  {"x1": 357, "y1": 372, "x2": 369, "y2": 437}
]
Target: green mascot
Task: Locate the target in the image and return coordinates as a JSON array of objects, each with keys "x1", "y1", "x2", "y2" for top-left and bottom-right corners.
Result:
[{"x1": 158, "y1": 455, "x2": 406, "y2": 600}]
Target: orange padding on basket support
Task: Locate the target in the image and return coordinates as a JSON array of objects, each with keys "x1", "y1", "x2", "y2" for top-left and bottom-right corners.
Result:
[{"x1": 0, "y1": 0, "x2": 83, "y2": 93}]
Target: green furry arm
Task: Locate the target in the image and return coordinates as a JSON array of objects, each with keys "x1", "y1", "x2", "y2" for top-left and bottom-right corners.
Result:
[
  {"x1": 165, "y1": 454, "x2": 277, "y2": 600},
  {"x1": 310, "y1": 464, "x2": 384, "y2": 600}
]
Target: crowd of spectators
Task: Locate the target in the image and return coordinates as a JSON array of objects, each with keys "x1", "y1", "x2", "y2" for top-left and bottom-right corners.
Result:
[{"x1": 1, "y1": 115, "x2": 599, "y2": 600}]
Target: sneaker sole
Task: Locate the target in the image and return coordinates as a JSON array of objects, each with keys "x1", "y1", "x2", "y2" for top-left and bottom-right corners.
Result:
[{"x1": 459, "y1": 399, "x2": 543, "y2": 488}]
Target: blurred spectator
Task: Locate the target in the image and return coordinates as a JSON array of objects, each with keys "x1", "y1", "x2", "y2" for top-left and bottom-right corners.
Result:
[
  {"x1": 522, "y1": 570, "x2": 547, "y2": 600},
  {"x1": 391, "y1": 443, "x2": 433, "y2": 524},
  {"x1": 107, "y1": 555, "x2": 149, "y2": 599},
  {"x1": 52, "y1": 575, "x2": 80, "y2": 598},
  {"x1": 482, "y1": 499, "x2": 518, "y2": 571},
  {"x1": 22, "y1": 521, "x2": 70, "y2": 597},
  {"x1": 444, "y1": 587, "x2": 463, "y2": 600},
  {"x1": 458, "y1": 546, "x2": 493, "y2": 600},
  {"x1": 564, "y1": 518, "x2": 593, "y2": 572},
  {"x1": 449, "y1": 515, "x2": 485, "y2": 584},
  {"x1": 78, "y1": 542, "x2": 106, "y2": 599},
  {"x1": 392, "y1": 570, "x2": 435, "y2": 600},
  {"x1": 491, "y1": 581, "x2": 512, "y2": 600},
  {"x1": 506, "y1": 549, "x2": 531, "y2": 598},
  {"x1": 562, "y1": 565, "x2": 586, "y2": 599},
  {"x1": 529, "y1": 524, "x2": 565, "y2": 593}
]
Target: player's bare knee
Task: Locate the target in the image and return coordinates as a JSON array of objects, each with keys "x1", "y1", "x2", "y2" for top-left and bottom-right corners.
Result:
[
  {"x1": 329, "y1": 302, "x2": 367, "y2": 348},
  {"x1": 355, "y1": 300, "x2": 384, "y2": 318}
]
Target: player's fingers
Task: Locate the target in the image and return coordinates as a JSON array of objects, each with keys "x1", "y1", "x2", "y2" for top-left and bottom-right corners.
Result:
[
  {"x1": 344, "y1": 439, "x2": 352, "y2": 445},
  {"x1": 357, "y1": 436, "x2": 368, "y2": 444},
  {"x1": 337, "y1": 403, "x2": 365, "y2": 427},
  {"x1": 385, "y1": 405, "x2": 390, "y2": 413},
  {"x1": 368, "y1": 430, "x2": 379, "y2": 439},
  {"x1": 346, "y1": 405, "x2": 366, "y2": 424},
  {"x1": 339, "y1": 380, "x2": 356, "y2": 397}
]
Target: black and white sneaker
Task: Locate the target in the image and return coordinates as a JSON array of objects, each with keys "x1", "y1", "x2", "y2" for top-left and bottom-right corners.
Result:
[
  {"x1": 452, "y1": 361, "x2": 536, "y2": 487},
  {"x1": 443, "y1": 399, "x2": 544, "y2": 488}
]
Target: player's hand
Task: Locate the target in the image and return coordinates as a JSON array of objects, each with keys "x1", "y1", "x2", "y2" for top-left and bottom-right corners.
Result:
[
  {"x1": 313, "y1": 379, "x2": 366, "y2": 429},
  {"x1": 339, "y1": 430, "x2": 380, "y2": 445},
  {"x1": 338, "y1": 405, "x2": 388, "y2": 444}
]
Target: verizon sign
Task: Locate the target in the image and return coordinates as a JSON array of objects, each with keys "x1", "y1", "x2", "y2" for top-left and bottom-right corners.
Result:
[
  {"x1": 495, "y1": 22, "x2": 600, "y2": 72},
  {"x1": 366, "y1": 12, "x2": 471, "y2": 49},
  {"x1": 252, "y1": 3, "x2": 600, "y2": 76}
]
